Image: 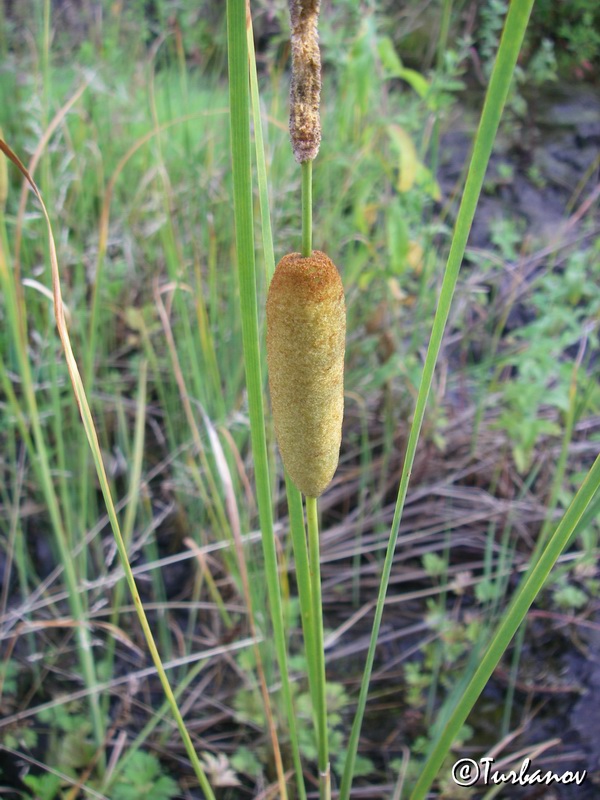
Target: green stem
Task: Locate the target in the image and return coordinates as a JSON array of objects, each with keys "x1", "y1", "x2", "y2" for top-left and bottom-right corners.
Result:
[
  {"x1": 104, "y1": 509, "x2": 217, "y2": 799},
  {"x1": 285, "y1": 474, "x2": 319, "y2": 718},
  {"x1": 306, "y1": 496, "x2": 329, "y2": 799},
  {"x1": 302, "y1": 160, "x2": 312, "y2": 257},
  {"x1": 102, "y1": 360, "x2": 148, "y2": 718},
  {"x1": 247, "y1": 18, "x2": 276, "y2": 284}
]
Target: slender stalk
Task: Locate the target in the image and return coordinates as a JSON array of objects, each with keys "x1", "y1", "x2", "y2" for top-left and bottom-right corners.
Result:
[
  {"x1": 102, "y1": 360, "x2": 148, "y2": 717},
  {"x1": 302, "y1": 160, "x2": 312, "y2": 257},
  {"x1": 226, "y1": 3, "x2": 307, "y2": 796},
  {"x1": 306, "y1": 496, "x2": 330, "y2": 800},
  {"x1": 101, "y1": 655, "x2": 208, "y2": 793},
  {"x1": 285, "y1": 474, "x2": 319, "y2": 717},
  {"x1": 298, "y1": 86, "x2": 328, "y2": 794},
  {"x1": 247, "y1": 5, "x2": 318, "y2": 723},
  {"x1": 338, "y1": 2, "x2": 536, "y2": 796},
  {"x1": 101, "y1": 534, "x2": 217, "y2": 799}
]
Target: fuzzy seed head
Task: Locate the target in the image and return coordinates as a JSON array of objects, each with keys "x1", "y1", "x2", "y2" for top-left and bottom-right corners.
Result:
[
  {"x1": 288, "y1": 0, "x2": 322, "y2": 163},
  {"x1": 267, "y1": 251, "x2": 345, "y2": 497}
]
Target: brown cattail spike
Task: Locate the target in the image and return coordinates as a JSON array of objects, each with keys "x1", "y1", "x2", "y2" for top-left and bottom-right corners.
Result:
[
  {"x1": 288, "y1": 0, "x2": 322, "y2": 163},
  {"x1": 267, "y1": 251, "x2": 345, "y2": 497}
]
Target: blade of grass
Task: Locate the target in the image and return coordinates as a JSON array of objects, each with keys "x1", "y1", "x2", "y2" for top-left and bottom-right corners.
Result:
[
  {"x1": 247, "y1": 11, "x2": 276, "y2": 285},
  {"x1": 338, "y1": 2, "x2": 535, "y2": 796},
  {"x1": 102, "y1": 360, "x2": 148, "y2": 717},
  {"x1": 226, "y1": 2, "x2": 307, "y2": 796}
]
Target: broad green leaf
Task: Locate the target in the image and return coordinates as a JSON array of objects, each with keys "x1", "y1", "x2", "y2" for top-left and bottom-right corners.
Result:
[
  {"x1": 399, "y1": 67, "x2": 431, "y2": 98},
  {"x1": 377, "y1": 36, "x2": 430, "y2": 97},
  {"x1": 388, "y1": 124, "x2": 418, "y2": 192},
  {"x1": 377, "y1": 35, "x2": 404, "y2": 77}
]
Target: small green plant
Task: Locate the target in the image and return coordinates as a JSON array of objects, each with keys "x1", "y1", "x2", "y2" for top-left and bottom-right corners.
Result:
[
  {"x1": 550, "y1": 575, "x2": 589, "y2": 612},
  {"x1": 112, "y1": 752, "x2": 179, "y2": 800},
  {"x1": 492, "y1": 240, "x2": 600, "y2": 473},
  {"x1": 0, "y1": 658, "x2": 19, "y2": 699},
  {"x1": 233, "y1": 650, "x2": 374, "y2": 783},
  {"x1": 531, "y1": 0, "x2": 600, "y2": 73},
  {"x1": 22, "y1": 773, "x2": 63, "y2": 800},
  {"x1": 36, "y1": 706, "x2": 95, "y2": 774}
]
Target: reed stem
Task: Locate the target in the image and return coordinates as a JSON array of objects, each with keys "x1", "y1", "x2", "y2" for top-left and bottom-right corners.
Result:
[
  {"x1": 306, "y1": 495, "x2": 330, "y2": 800},
  {"x1": 302, "y1": 160, "x2": 312, "y2": 257}
]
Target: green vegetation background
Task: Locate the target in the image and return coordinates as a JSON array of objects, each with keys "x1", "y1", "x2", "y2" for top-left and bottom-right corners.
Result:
[{"x1": 0, "y1": 1, "x2": 599, "y2": 798}]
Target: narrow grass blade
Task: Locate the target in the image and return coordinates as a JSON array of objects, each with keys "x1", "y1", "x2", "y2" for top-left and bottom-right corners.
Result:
[
  {"x1": 247, "y1": 16, "x2": 276, "y2": 284},
  {"x1": 339, "y1": 2, "x2": 535, "y2": 796},
  {"x1": 103, "y1": 360, "x2": 148, "y2": 714}
]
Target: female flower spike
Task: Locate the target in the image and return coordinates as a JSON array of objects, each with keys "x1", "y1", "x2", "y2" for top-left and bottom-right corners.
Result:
[{"x1": 267, "y1": 251, "x2": 345, "y2": 497}]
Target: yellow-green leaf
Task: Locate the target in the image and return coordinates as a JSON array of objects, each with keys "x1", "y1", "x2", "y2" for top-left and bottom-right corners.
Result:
[{"x1": 388, "y1": 124, "x2": 418, "y2": 192}]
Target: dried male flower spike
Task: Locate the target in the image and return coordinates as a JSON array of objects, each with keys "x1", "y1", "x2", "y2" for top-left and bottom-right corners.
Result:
[
  {"x1": 288, "y1": 0, "x2": 322, "y2": 163},
  {"x1": 267, "y1": 251, "x2": 345, "y2": 497}
]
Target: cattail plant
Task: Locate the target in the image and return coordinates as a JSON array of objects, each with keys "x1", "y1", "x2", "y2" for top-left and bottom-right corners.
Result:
[
  {"x1": 265, "y1": 2, "x2": 343, "y2": 798},
  {"x1": 267, "y1": 0, "x2": 345, "y2": 501}
]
